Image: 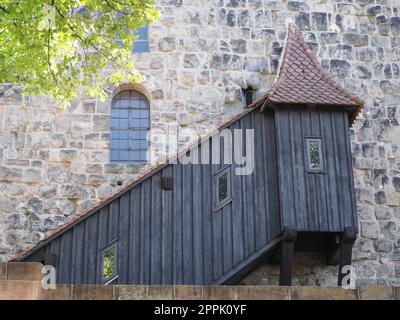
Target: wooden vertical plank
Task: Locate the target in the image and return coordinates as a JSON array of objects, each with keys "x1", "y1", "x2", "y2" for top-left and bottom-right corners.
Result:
[
  {"x1": 129, "y1": 186, "x2": 141, "y2": 284},
  {"x1": 173, "y1": 164, "x2": 183, "y2": 284},
  {"x1": 323, "y1": 112, "x2": 340, "y2": 231},
  {"x1": 331, "y1": 112, "x2": 344, "y2": 230},
  {"x1": 222, "y1": 190, "x2": 233, "y2": 274},
  {"x1": 192, "y1": 163, "x2": 204, "y2": 284},
  {"x1": 86, "y1": 214, "x2": 98, "y2": 284},
  {"x1": 109, "y1": 200, "x2": 119, "y2": 241},
  {"x1": 182, "y1": 161, "x2": 194, "y2": 284},
  {"x1": 343, "y1": 113, "x2": 358, "y2": 229},
  {"x1": 291, "y1": 109, "x2": 306, "y2": 230},
  {"x1": 231, "y1": 121, "x2": 244, "y2": 267},
  {"x1": 95, "y1": 207, "x2": 107, "y2": 284},
  {"x1": 279, "y1": 228, "x2": 297, "y2": 285},
  {"x1": 253, "y1": 111, "x2": 267, "y2": 249},
  {"x1": 202, "y1": 151, "x2": 213, "y2": 284},
  {"x1": 212, "y1": 165, "x2": 223, "y2": 280},
  {"x1": 118, "y1": 193, "x2": 130, "y2": 284},
  {"x1": 316, "y1": 111, "x2": 329, "y2": 231},
  {"x1": 265, "y1": 109, "x2": 281, "y2": 239},
  {"x1": 58, "y1": 232, "x2": 73, "y2": 283},
  {"x1": 303, "y1": 109, "x2": 318, "y2": 231},
  {"x1": 161, "y1": 166, "x2": 173, "y2": 284},
  {"x1": 275, "y1": 108, "x2": 295, "y2": 227},
  {"x1": 71, "y1": 221, "x2": 85, "y2": 284},
  {"x1": 150, "y1": 173, "x2": 162, "y2": 284},
  {"x1": 140, "y1": 180, "x2": 151, "y2": 284},
  {"x1": 261, "y1": 111, "x2": 271, "y2": 242},
  {"x1": 336, "y1": 111, "x2": 354, "y2": 228}
]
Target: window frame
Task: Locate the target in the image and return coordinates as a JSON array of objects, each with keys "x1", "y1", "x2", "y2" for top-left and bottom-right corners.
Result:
[
  {"x1": 110, "y1": 90, "x2": 150, "y2": 164},
  {"x1": 305, "y1": 137, "x2": 324, "y2": 173},
  {"x1": 214, "y1": 165, "x2": 232, "y2": 211},
  {"x1": 99, "y1": 240, "x2": 119, "y2": 285}
]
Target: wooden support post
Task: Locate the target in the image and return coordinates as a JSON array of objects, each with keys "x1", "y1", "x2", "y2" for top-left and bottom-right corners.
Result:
[
  {"x1": 279, "y1": 227, "x2": 297, "y2": 286},
  {"x1": 337, "y1": 227, "x2": 357, "y2": 287}
]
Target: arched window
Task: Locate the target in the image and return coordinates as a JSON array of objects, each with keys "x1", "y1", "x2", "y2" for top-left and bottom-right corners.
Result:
[{"x1": 110, "y1": 90, "x2": 150, "y2": 163}]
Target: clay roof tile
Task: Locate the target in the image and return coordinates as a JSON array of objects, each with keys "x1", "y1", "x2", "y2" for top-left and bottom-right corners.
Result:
[{"x1": 250, "y1": 23, "x2": 364, "y2": 125}]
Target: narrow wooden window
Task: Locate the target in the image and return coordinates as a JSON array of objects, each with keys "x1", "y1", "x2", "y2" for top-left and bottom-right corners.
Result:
[
  {"x1": 306, "y1": 138, "x2": 323, "y2": 171},
  {"x1": 214, "y1": 166, "x2": 232, "y2": 210},
  {"x1": 101, "y1": 242, "x2": 118, "y2": 284}
]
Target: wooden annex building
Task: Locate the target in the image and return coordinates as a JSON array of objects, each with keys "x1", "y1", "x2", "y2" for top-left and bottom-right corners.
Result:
[{"x1": 11, "y1": 24, "x2": 364, "y2": 286}]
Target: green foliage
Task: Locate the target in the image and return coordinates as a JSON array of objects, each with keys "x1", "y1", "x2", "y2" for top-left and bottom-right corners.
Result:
[
  {"x1": 309, "y1": 141, "x2": 321, "y2": 168},
  {"x1": 0, "y1": 0, "x2": 159, "y2": 107},
  {"x1": 103, "y1": 249, "x2": 115, "y2": 280}
]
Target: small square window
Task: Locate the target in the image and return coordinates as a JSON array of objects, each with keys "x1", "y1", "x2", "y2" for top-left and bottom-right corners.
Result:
[
  {"x1": 101, "y1": 242, "x2": 118, "y2": 284},
  {"x1": 214, "y1": 166, "x2": 232, "y2": 211},
  {"x1": 306, "y1": 138, "x2": 323, "y2": 171}
]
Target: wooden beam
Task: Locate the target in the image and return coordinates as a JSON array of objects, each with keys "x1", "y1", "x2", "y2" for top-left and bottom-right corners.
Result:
[
  {"x1": 327, "y1": 234, "x2": 341, "y2": 265},
  {"x1": 279, "y1": 227, "x2": 297, "y2": 286},
  {"x1": 337, "y1": 227, "x2": 357, "y2": 286},
  {"x1": 213, "y1": 237, "x2": 282, "y2": 285}
]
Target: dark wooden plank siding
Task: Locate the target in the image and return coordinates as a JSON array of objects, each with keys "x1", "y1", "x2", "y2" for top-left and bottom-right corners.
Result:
[
  {"x1": 275, "y1": 106, "x2": 357, "y2": 232},
  {"x1": 25, "y1": 109, "x2": 282, "y2": 285}
]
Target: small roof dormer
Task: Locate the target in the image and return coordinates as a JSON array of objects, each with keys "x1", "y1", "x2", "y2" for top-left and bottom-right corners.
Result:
[{"x1": 251, "y1": 23, "x2": 364, "y2": 125}]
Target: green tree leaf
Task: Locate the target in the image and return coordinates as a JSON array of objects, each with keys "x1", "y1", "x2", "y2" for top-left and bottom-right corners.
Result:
[{"x1": 0, "y1": 0, "x2": 159, "y2": 107}]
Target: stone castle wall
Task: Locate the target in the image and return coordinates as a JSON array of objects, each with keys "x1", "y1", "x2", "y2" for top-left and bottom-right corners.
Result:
[{"x1": 0, "y1": 0, "x2": 400, "y2": 285}]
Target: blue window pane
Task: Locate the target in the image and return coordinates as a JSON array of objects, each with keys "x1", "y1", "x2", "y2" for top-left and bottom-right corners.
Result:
[
  {"x1": 131, "y1": 110, "x2": 141, "y2": 118},
  {"x1": 111, "y1": 109, "x2": 119, "y2": 118},
  {"x1": 111, "y1": 119, "x2": 119, "y2": 128},
  {"x1": 119, "y1": 151, "x2": 129, "y2": 161},
  {"x1": 136, "y1": 25, "x2": 148, "y2": 40},
  {"x1": 119, "y1": 110, "x2": 129, "y2": 118},
  {"x1": 119, "y1": 119, "x2": 128, "y2": 128},
  {"x1": 140, "y1": 109, "x2": 149, "y2": 118},
  {"x1": 131, "y1": 131, "x2": 148, "y2": 140},
  {"x1": 130, "y1": 151, "x2": 147, "y2": 161},
  {"x1": 119, "y1": 100, "x2": 131, "y2": 109},
  {"x1": 111, "y1": 131, "x2": 120, "y2": 139},
  {"x1": 130, "y1": 140, "x2": 149, "y2": 149},
  {"x1": 110, "y1": 151, "x2": 119, "y2": 161},
  {"x1": 133, "y1": 41, "x2": 149, "y2": 53},
  {"x1": 111, "y1": 139, "x2": 119, "y2": 149},
  {"x1": 131, "y1": 119, "x2": 143, "y2": 127},
  {"x1": 119, "y1": 131, "x2": 129, "y2": 139},
  {"x1": 119, "y1": 140, "x2": 129, "y2": 149}
]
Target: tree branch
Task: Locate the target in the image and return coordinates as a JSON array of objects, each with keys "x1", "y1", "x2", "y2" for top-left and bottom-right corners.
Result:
[{"x1": 0, "y1": 6, "x2": 9, "y2": 13}]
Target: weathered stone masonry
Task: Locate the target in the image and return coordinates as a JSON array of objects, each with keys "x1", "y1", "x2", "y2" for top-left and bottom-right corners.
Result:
[{"x1": 0, "y1": 0, "x2": 399, "y2": 285}]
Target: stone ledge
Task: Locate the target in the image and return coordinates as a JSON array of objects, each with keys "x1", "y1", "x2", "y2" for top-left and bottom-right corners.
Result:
[
  {"x1": 358, "y1": 286, "x2": 396, "y2": 300},
  {"x1": 0, "y1": 280, "x2": 36, "y2": 300},
  {"x1": 0, "y1": 280, "x2": 398, "y2": 300},
  {"x1": 290, "y1": 286, "x2": 357, "y2": 300},
  {"x1": 73, "y1": 285, "x2": 114, "y2": 300},
  {"x1": 6, "y1": 262, "x2": 43, "y2": 281}
]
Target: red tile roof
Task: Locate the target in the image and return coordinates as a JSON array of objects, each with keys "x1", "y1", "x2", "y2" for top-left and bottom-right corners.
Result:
[{"x1": 251, "y1": 23, "x2": 364, "y2": 125}]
